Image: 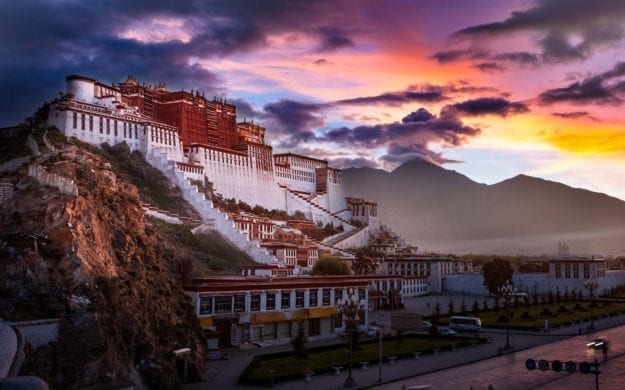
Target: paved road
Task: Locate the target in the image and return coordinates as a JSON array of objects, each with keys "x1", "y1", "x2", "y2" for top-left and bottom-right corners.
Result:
[
  {"x1": 377, "y1": 325, "x2": 625, "y2": 390},
  {"x1": 186, "y1": 313, "x2": 625, "y2": 390}
]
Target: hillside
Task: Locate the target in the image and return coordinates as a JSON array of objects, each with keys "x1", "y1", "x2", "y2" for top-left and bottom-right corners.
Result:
[
  {"x1": 343, "y1": 159, "x2": 625, "y2": 255},
  {"x1": 0, "y1": 124, "x2": 254, "y2": 388}
]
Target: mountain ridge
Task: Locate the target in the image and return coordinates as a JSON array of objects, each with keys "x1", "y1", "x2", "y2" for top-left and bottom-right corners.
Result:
[{"x1": 342, "y1": 158, "x2": 625, "y2": 255}]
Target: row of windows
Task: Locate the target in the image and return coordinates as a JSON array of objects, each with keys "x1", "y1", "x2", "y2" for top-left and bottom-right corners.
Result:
[
  {"x1": 555, "y1": 271, "x2": 591, "y2": 279},
  {"x1": 199, "y1": 288, "x2": 366, "y2": 314},
  {"x1": 555, "y1": 263, "x2": 590, "y2": 270},
  {"x1": 72, "y1": 111, "x2": 140, "y2": 139}
]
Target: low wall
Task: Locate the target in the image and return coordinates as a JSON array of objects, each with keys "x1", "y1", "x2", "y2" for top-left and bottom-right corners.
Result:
[
  {"x1": 9, "y1": 319, "x2": 59, "y2": 348},
  {"x1": 28, "y1": 165, "x2": 78, "y2": 196},
  {"x1": 444, "y1": 270, "x2": 625, "y2": 297}
]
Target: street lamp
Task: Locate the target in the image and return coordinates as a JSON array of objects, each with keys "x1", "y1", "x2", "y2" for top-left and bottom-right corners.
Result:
[
  {"x1": 583, "y1": 279, "x2": 598, "y2": 331},
  {"x1": 337, "y1": 288, "x2": 366, "y2": 388},
  {"x1": 498, "y1": 280, "x2": 516, "y2": 351}
]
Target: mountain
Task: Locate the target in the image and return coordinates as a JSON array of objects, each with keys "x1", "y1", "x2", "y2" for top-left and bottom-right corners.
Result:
[
  {"x1": 342, "y1": 159, "x2": 625, "y2": 255},
  {"x1": 0, "y1": 124, "x2": 254, "y2": 388}
]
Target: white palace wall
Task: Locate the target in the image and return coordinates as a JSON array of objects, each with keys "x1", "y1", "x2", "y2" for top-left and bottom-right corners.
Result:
[{"x1": 187, "y1": 145, "x2": 286, "y2": 211}]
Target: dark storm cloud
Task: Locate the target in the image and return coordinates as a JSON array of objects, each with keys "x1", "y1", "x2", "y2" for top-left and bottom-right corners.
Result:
[
  {"x1": 539, "y1": 62, "x2": 625, "y2": 105},
  {"x1": 262, "y1": 100, "x2": 325, "y2": 144},
  {"x1": 454, "y1": 0, "x2": 625, "y2": 64},
  {"x1": 402, "y1": 108, "x2": 434, "y2": 123},
  {"x1": 232, "y1": 98, "x2": 264, "y2": 121},
  {"x1": 493, "y1": 52, "x2": 540, "y2": 66},
  {"x1": 446, "y1": 97, "x2": 529, "y2": 117},
  {"x1": 0, "y1": 0, "x2": 356, "y2": 125},
  {"x1": 322, "y1": 107, "x2": 479, "y2": 149}
]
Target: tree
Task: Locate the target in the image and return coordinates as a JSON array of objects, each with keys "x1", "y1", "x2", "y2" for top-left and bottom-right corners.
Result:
[
  {"x1": 311, "y1": 257, "x2": 351, "y2": 275},
  {"x1": 460, "y1": 299, "x2": 467, "y2": 313},
  {"x1": 482, "y1": 299, "x2": 489, "y2": 311},
  {"x1": 434, "y1": 302, "x2": 442, "y2": 317},
  {"x1": 482, "y1": 258, "x2": 514, "y2": 295},
  {"x1": 448, "y1": 299, "x2": 455, "y2": 315},
  {"x1": 472, "y1": 300, "x2": 480, "y2": 314},
  {"x1": 352, "y1": 252, "x2": 377, "y2": 275},
  {"x1": 291, "y1": 322, "x2": 308, "y2": 361}
]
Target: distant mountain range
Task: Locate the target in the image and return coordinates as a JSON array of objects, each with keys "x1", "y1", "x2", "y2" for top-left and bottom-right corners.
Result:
[{"x1": 342, "y1": 159, "x2": 625, "y2": 255}]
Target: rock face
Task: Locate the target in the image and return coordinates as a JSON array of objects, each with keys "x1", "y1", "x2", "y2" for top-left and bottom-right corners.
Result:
[{"x1": 0, "y1": 132, "x2": 205, "y2": 388}]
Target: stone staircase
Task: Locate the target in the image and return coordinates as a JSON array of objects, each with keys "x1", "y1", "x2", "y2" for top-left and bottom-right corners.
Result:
[
  {"x1": 281, "y1": 185, "x2": 354, "y2": 229},
  {"x1": 147, "y1": 150, "x2": 278, "y2": 264},
  {"x1": 308, "y1": 237, "x2": 354, "y2": 258},
  {"x1": 321, "y1": 225, "x2": 366, "y2": 247}
]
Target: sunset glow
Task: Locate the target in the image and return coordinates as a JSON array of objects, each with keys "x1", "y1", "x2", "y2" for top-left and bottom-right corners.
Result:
[{"x1": 2, "y1": 0, "x2": 625, "y2": 199}]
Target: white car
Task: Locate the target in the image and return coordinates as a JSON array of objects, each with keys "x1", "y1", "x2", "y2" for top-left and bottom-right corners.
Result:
[
  {"x1": 366, "y1": 327, "x2": 380, "y2": 337},
  {"x1": 437, "y1": 327, "x2": 457, "y2": 336}
]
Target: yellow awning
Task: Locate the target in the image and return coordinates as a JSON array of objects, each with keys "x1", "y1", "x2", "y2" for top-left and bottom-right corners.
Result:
[
  {"x1": 199, "y1": 317, "x2": 213, "y2": 329},
  {"x1": 308, "y1": 306, "x2": 338, "y2": 319},
  {"x1": 251, "y1": 311, "x2": 287, "y2": 324}
]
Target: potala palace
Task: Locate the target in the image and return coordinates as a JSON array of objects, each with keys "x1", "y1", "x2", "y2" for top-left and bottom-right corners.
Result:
[{"x1": 47, "y1": 74, "x2": 405, "y2": 264}]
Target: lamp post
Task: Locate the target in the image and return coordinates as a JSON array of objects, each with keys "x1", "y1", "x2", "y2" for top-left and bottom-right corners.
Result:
[
  {"x1": 498, "y1": 280, "x2": 516, "y2": 351},
  {"x1": 583, "y1": 279, "x2": 598, "y2": 332},
  {"x1": 337, "y1": 288, "x2": 365, "y2": 388}
]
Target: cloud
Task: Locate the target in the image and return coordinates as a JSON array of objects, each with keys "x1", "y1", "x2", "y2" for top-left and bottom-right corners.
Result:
[
  {"x1": 328, "y1": 157, "x2": 380, "y2": 169},
  {"x1": 322, "y1": 107, "x2": 480, "y2": 149},
  {"x1": 539, "y1": 62, "x2": 625, "y2": 105},
  {"x1": 402, "y1": 108, "x2": 434, "y2": 123},
  {"x1": 453, "y1": 0, "x2": 625, "y2": 64},
  {"x1": 315, "y1": 26, "x2": 354, "y2": 52},
  {"x1": 380, "y1": 143, "x2": 460, "y2": 165},
  {"x1": 473, "y1": 62, "x2": 506, "y2": 73},
  {"x1": 332, "y1": 86, "x2": 447, "y2": 107},
  {"x1": 313, "y1": 58, "x2": 333, "y2": 66},
  {"x1": 551, "y1": 111, "x2": 598, "y2": 121},
  {"x1": 446, "y1": 97, "x2": 529, "y2": 117}
]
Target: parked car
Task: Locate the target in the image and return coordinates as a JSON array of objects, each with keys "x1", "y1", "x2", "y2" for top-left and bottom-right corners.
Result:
[
  {"x1": 365, "y1": 327, "x2": 380, "y2": 337},
  {"x1": 421, "y1": 321, "x2": 433, "y2": 330},
  {"x1": 437, "y1": 327, "x2": 457, "y2": 336}
]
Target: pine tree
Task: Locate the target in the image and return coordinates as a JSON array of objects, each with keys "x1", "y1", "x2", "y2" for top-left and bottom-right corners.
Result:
[
  {"x1": 472, "y1": 299, "x2": 480, "y2": 314},
  {"x1": 483, "y1": 299, "x2": 489, "y2": 311},
  {"x1": 291, "y1": 322, "x2": 308, "y2": 361},
  {"x1": 460, "y1": 299, "x2": 467, "y2": 313},
  {"x1": 448, "y1": 299, "x2": 455, "y2": 315},
  {"x1": 434, "y1": 302, "x2": 442, "y2": 317}
]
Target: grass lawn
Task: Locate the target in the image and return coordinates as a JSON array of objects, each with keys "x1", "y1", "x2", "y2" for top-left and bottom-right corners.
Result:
[
  {"x1": 435, "y1": 300, "x2": 625, "y2": 330},
  {"x1": 240, "y1": 335, "x2": 465, "y2": 384}
]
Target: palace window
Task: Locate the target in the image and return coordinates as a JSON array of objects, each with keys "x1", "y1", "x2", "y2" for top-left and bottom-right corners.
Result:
[
  {"x1": 214, "y1": 296, "x2": 232, "y2": 313},
  {"x1": 234, "y1": 295, "x2": 246, "y2": 312},
  {"x1": 584, "y1": 272, "x2": 590, "y2": 278},
  {"x1": 565, "y1": 272, "x2": 571, "y2": 278},
  {"x1": 199, "y1": 297, "x2": 212, "y2": 314},
  {"x1": 358, "y1": 288, "x2": 366, "y2": 300},
  {"x1": 573, "y1": 272, "x2": 579, "y2": 278},
  {"x1": 72, "y1": 112, "x2": 77, "y2": 129},
  {"x1": 99, "y1": 117, "x2": 103, "y2": 133},
  {"x1": 555, "y1": 272, "x2": 561, "y2": 278},
  {"x1": 296, "y1": 291, "x2": 304, "y2": 307},
  {"x1": 250, "y1": 294, "x2": 261, "y2": 311},
  {"x1": 114, "y1": 120, "x2": 118, "y2": 136},
  {"x1": 322, "y1": 289, "x2": 331, "y2": 306},
  {"x1": 309, "y1": 289, "x2": 318, "y2": 307},
  {"x1": 106, "y1": 119, "x2": 110, "y2": 135},
  {"x1": 81, "y1": 114, "x2": 85, "y2": 130},
  {"x1": 281, "y1": 290, "x2": 291, "y2": 309},
  {"x1": 266, "y1": 293, "x2": 276, "y2": 310},
  {"x1": 89, "y1": 116, "x2": 93, "y2": 131}
]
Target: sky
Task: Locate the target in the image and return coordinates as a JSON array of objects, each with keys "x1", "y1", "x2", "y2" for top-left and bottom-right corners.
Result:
[{"x1": 2, "y1": 0, "x2": 625, "y2": 200}]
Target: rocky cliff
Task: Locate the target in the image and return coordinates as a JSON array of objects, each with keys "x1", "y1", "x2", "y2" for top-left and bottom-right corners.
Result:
[{"x1": 0, "y1": 125, "x2": 250, "y2": 388}]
